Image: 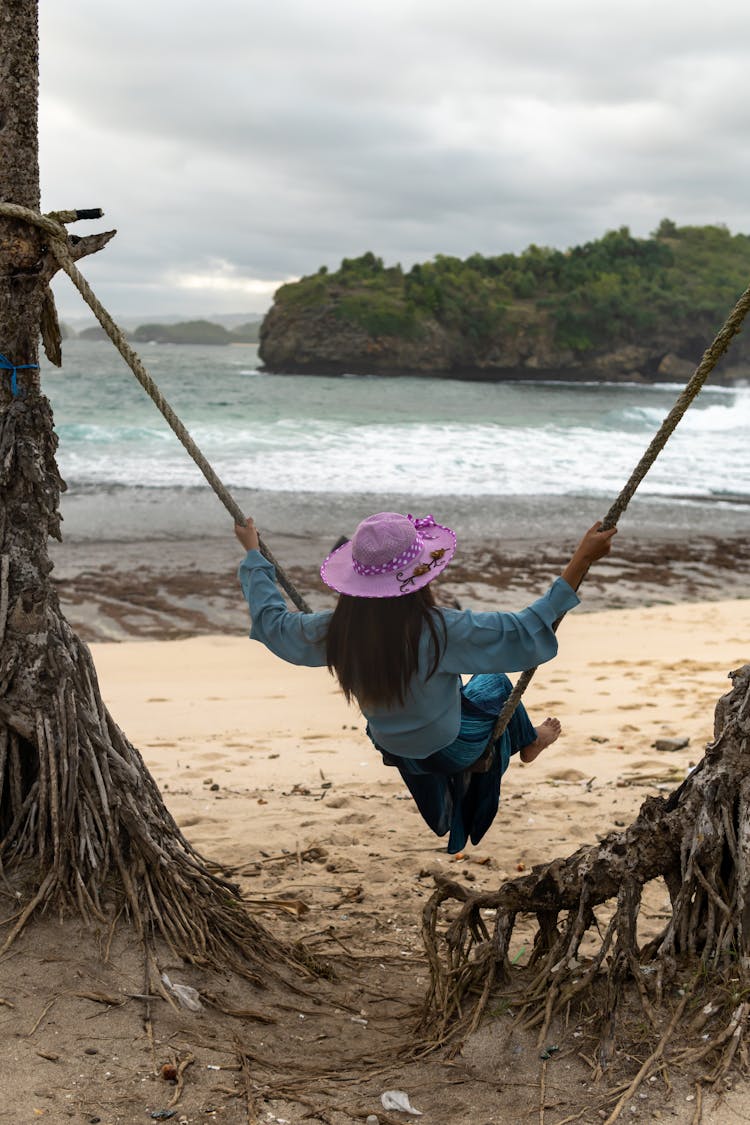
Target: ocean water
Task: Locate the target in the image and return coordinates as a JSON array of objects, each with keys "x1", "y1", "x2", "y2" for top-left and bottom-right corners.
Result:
[{"x1": 40, "y1": 340, "x2": 750, "y2": 547}]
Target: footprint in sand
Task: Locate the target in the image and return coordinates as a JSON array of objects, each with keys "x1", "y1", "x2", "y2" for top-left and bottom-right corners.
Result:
[
  {"x1": 546, "y1": 768, "x2": 590, "y2": 782},
  {"x1": 368, "y1": 868, "x2": 392, "y2": 884},
  {"x1": 325, "y1": 796, "x2": 351, "y2": 809},
  {"x1": 320, "y1": 831, "x2": 360, "y2": 846},
  {"x1": 335, "y1": 812, "x2": 376, "y2": 825},
  {"x1": 548, "y1": 797, "x2": 579, "y2": 810},
  {"x1": 177, "y1": 815, "x2": 202, "y2": 828}
]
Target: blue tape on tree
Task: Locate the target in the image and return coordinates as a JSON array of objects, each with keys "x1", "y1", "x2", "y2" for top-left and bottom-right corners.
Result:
[{"x1": 0, "y1": 353, "x2": 38, "y2": 396}]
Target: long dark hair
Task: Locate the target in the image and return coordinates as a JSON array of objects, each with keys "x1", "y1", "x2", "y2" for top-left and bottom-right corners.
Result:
[{"x1": 326, "y1": 586, "x2": 446, "y2": 710}]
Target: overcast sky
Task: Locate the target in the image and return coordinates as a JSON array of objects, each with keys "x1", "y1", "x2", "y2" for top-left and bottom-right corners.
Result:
[{"x1": 39, "y1": 0, "x2": 750, "y2": 321}]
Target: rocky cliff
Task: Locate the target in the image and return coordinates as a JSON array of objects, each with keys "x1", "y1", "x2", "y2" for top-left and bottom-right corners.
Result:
[
  {"x1": 259, "y1": 226, "x2": 750, "y2": 383},
  {"x1": 260, "y1": 302, "x2": 747, "y2": 383}
]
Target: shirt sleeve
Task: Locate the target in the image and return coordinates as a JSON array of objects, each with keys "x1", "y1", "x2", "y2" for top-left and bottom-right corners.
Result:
[
  {"x1": 238, "y1": 549, "x2": 331, "y2": 667},
  {"x1": 439, "y1": 577, "x2": 580, "y2": 674}
]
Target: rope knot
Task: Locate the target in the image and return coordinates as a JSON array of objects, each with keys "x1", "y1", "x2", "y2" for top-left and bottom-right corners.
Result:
[{"x1": 0, "y1": 201, "x2": 70, "y2": 242}]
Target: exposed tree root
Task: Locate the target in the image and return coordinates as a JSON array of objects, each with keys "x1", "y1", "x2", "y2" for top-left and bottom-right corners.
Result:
[
  {"x1": 0, "y1": 393, "x2": 316, "y2": 987},
  {"x1": 421, "y1": 665, "x2": 750, "y2": 1106},
  {"x1": 0, "y1": 629, "x2": 312, "y2": 980}
]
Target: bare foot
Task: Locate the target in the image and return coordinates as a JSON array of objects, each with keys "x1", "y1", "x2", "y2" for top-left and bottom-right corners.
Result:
[{"x1": 520, "y1": 717, "x2": 562, "y2": 764}]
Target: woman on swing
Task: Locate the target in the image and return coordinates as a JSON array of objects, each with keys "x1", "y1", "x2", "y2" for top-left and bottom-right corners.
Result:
[{"x1": 235, "y1": 512, "x2": 615, "y2": 853}]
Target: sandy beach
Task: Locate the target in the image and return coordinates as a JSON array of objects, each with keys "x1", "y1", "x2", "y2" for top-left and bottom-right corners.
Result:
[
  {"x1": 91, "y1": 594, "x2": 748, "y2": 912},
  {"x1": 2, "y1": 536, "x2": 749, "y2": 1123},
  {"x1": 62, "y1": 587, "x2": 750, "y2": 1119},
  {"x1": 46, "y1": 521, "x2": 750, "y2": 896}
]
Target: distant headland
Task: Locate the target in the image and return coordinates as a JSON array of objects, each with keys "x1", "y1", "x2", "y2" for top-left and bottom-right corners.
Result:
[
  {"x1": 65, "y1": 318, "x2": 260, "y2": 346},
  {"x1": 258, "y1": 221, "x2": 750, "y2": 384}
]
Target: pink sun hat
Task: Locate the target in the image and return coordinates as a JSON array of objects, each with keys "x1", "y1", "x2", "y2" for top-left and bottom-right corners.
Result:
[{"x1": 320, "y1": 512, "x2": 456, "y2": 598}]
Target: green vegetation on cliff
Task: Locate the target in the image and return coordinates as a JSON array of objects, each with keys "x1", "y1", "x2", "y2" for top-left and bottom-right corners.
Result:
[{"x1": 269, "y1": 222, "x2": 750, "y2": 360}]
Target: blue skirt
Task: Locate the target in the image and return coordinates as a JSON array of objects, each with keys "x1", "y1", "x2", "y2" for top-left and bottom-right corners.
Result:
[{"x1": 370, "y1": 674, "x2": 536, "y2": 854}]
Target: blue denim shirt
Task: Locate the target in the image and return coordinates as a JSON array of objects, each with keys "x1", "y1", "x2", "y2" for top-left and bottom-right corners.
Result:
[{"x1": 238, "y1": 549, "x2": 579, "y2": 758}]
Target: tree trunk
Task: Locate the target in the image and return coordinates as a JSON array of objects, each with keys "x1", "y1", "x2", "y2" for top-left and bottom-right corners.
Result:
[
  {"x1": 422, "y1": 664, "x2": 750, "y2": 1095},
  {"x1": 0, "y1": 0, "x2": 291, "y2": 984}
]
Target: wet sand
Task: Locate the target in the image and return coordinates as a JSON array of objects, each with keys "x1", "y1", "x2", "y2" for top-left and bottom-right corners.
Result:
[{"x1": 50, "y1": 528, "x2": 749, "y2": 642}]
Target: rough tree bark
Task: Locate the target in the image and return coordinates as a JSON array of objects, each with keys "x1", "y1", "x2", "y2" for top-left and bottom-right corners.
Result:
[
  {"x1": 423, "y1": 664, "x2": 750, "y2": 1105},
  {"x1": 0, "y1": 0, "x2": 295, "y2": 986}
]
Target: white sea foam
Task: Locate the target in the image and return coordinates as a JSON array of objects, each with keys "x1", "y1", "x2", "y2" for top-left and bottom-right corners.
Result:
[
  {"x1": 57, "y1": 414, "x2": 748, "y2": 500},
  {"x1": 44, "y1": 342, "x2": 750, "y2": 507}
]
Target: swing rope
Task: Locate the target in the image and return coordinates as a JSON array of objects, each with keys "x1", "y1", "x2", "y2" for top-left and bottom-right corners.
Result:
[
  {"x1": 0, "y1": 201, "x2": 312, "y2": 613},
  {"x1": 489, "y1": 278, "x2": 750, "y2": 744}
]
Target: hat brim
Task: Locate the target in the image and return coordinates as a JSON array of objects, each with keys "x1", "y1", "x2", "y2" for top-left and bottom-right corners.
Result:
[{"x1": 320, "y1": 519, "x2": 456, "y2": 598}]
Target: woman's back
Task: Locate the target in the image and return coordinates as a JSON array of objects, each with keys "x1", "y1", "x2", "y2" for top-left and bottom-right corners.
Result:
[
  {"x1": 235, "y1": 509, "x2": 615, "y2": 853},
  {"x1": 240, "y1": 547, "x2": 578, "y2": 757}
]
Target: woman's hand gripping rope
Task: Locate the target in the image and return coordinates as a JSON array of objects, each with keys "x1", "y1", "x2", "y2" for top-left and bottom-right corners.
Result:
[
  {"x1": 561, "y1": 521, "x2": 617, "y2": 592},
  {"x1": 235, "y1": 518, "x2": 261, "y2": 554}
]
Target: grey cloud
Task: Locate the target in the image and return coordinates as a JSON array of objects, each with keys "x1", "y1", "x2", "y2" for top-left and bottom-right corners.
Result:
[{"x1": 38, "y1": 1, "x2": 750, "y2": 318}]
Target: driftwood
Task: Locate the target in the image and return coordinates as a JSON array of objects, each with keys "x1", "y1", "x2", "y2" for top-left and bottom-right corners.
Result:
[{"x1": 422, "y1": 664, "x2": 750, "y2": 1108}]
